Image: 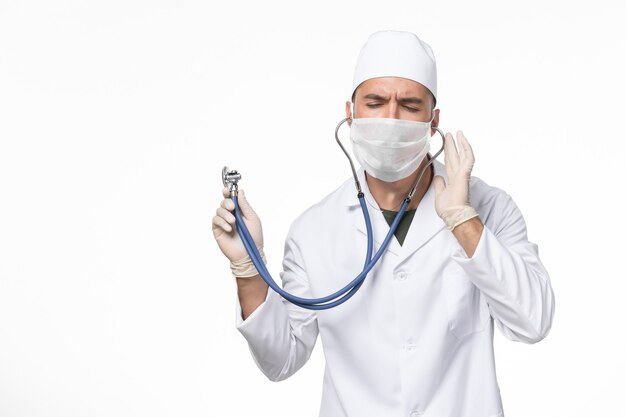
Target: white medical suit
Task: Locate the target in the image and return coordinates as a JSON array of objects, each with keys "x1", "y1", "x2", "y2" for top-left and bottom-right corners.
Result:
[{"x1": 236, "y1": 159, "x2": 555, "y2": 417}]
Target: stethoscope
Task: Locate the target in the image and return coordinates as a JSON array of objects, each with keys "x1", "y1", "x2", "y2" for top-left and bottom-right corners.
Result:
[{"x1": 222, "y1": 117, "x2": 446, "y2": 310}]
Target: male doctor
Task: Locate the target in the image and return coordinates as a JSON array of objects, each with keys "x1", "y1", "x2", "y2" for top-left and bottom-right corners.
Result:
[{"x1": 212, "y1": 30, "x2": 555, "y2": 417}]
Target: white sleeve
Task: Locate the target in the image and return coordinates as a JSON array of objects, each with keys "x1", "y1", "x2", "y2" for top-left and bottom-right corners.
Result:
[
  {"x1": 235, "y1": 221, "x2": 319, "y2": 381},
  {"x1": 452, "y1": 192, "x2": 555, "y2": 344}
]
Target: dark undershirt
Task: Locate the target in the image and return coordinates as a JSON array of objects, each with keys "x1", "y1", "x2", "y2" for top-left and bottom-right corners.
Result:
[
  {"x1": 374, "y1": 158, "x2": 434, "y2": 246},
  {"x1": 380, "y1": 208, "x2": 417, "y2": 246}
]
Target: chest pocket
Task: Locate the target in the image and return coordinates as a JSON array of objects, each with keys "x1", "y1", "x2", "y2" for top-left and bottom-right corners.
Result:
[{"x1": 442, "y1": 265, "x2": 489, "y2": 340}]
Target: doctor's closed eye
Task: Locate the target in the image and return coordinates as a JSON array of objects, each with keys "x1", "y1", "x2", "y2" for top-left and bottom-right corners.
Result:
[
  {"x1": 366, "y1": 103, "x2": 421, "y2": 113},
  {"x1": 363, "y1": 94, "x2": 424, "y2": 112},
  {"x1": 398, "y1": 97, "x2": 424, "y2": 112}
]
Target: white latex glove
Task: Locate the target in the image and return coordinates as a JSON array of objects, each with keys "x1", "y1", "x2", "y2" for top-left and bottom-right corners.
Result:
[
  {"x1": 433, "y1": 131, "x2": 479, "y2": 230},
  {"x1": 212, "y1": 187, "x2": 264, "y2": 264}
]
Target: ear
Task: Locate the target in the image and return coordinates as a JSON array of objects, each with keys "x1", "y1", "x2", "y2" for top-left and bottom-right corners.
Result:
[
  {"x1": 345, "y1": 101, "x2": 353, "y2": 126},
  {"x1": 431, "y1": 108, "x2": 440, "y2": 135}
]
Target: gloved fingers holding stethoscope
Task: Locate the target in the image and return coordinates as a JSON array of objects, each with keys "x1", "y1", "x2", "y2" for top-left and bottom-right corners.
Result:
[{"x1": 212, "y1": 186, "x2": 266, "y2": 278}]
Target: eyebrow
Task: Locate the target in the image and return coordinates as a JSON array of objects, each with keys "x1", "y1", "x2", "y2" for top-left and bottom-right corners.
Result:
[
  {"x1": 363, "y1": 94, "x2": 387, "y2": 101},
  {"x1": 398, "y1": 97, "x2": 424, "y2": 105},
  {"x1": 363, "y1": 94, "x2": 424, "y2": 105}
]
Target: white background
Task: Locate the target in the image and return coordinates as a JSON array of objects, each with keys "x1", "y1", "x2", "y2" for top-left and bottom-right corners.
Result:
[{"x1": 1, "y1": 0, "x2": 625, "y2": 416}]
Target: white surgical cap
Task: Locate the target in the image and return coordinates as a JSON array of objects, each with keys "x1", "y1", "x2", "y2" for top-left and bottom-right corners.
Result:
[{"x1": 352, "y1": 30, "x2": 437, "y2": 103}]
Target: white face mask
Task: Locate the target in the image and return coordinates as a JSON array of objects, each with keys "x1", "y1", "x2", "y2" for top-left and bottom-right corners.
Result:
[{"x1": 349, "y1": 116, "x2": 433, "y2": 182}]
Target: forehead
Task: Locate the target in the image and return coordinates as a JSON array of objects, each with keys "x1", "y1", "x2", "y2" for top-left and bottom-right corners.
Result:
[{"x1": 356, "y1": 77, "x2": 431, "y2": 99}]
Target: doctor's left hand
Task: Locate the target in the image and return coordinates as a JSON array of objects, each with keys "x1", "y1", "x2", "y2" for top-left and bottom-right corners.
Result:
[
  {"x1": 212, "y1": 187, "x2": 264, "y2": 263},
  {"x1": 433, "y1": 131, "x2": 478, "y2": 230}
]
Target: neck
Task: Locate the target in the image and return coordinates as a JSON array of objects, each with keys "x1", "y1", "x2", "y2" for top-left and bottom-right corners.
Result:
[{"x1": 365, "y1": 156, "x2": 433, "y2": 211}]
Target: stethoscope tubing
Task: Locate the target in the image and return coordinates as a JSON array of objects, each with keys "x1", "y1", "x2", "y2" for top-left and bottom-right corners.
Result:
[
  {"x1": 232, "y1": 193, "x2": 410, "y2": 309},
  {"x1": 228, "y1": 117, "x2": 446, "y2": 310}
]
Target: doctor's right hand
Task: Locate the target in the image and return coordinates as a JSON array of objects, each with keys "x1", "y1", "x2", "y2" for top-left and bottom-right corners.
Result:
[{"x1": 212, "y1": 187, "x2": 264, "y2": 263}]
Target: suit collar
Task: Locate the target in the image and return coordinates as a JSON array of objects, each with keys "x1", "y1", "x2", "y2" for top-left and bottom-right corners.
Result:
[{"x1": 349, "y1": 157, "x2": 448, "y2": 260}]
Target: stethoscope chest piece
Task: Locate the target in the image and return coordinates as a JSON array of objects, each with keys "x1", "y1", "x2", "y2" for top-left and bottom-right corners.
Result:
[{"x1": 222, "y1": 166, "x2": 242, "y2": 194}]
